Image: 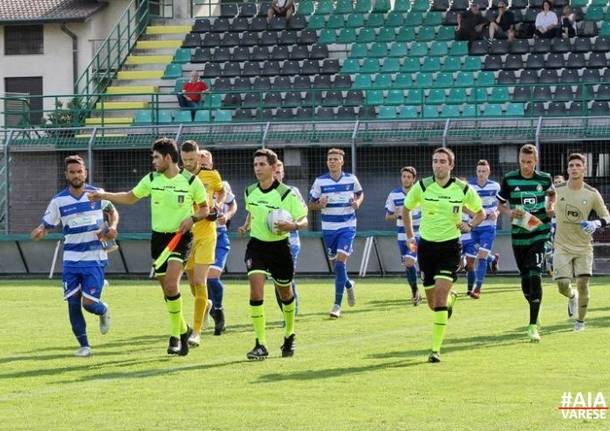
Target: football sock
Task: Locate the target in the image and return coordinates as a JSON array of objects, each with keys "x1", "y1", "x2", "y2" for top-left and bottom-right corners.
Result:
[
  {"x1": 193, "y1": 284, "x2": 208, "y2": 335},
  {"x1": 576, "y1": 277, "x2": 590, "y2": 321},
  {"x1": 432, "y1": 307, "x2": 449, "y2": 353},
  {"x1": 475, "y1": 258, "x2": 488, "y2": 290},
  {"x1": 282, "y1": 296, "x2": 296, "y2": 337},
  {"x1": 292, "y1": 281, "x2": 300, "y2": 315},
  {"x1": 274, "y1": 287, "x2": 283, "y2": 311},
  {"x1": 334, "y1": 261, "x2": 347, "y2": 305},
  {"x1": 207, "y1": 278, "x2": 224, "y2": 309},
  {"x1": 529, "y1": 275, "x2": 543, "y2": 325},
  {"x1": 345, "y1": 277, "x2": 353, "y2": 289},
  {"x1": 467, "y1": 270, "x2": 475, "y2": 291},
  {"x1": 520, "y1": 277, "x2": 531, "y2": 301},
  {"x1": 250, "y1": 300, "x2": 266, "y2": 345},
  {"x1": 82, "y1": 301, "x2": 107, "y2": 316},
  {"x1": 165, "y1": 293, "x2": 187, "y2": 338},
  {"x1": 405, "y1": 265, "x2": 418, "y2": 295},
  {"x1": 67, "y1": 296, "x2": 88, "y2": 347}
]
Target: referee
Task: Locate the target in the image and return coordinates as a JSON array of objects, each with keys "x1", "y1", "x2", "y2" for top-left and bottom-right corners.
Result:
[
  {"x1": 89, "y1": 138, "x2": 208, "y2": 356},
  {"x1": 403, "y1": 147, "x2": 484, "y2": 363},
  {"x1": 238, "y1": 149, "x2": 308, "y2": 360}
]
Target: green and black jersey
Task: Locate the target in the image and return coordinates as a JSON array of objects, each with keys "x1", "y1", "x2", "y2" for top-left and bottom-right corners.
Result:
[
  {"x1": 245, "y1": 180, "x2": 308, "y2": 242},
  {"x1": 498, "y1": 169, "x2": 553, "y2": 246}
]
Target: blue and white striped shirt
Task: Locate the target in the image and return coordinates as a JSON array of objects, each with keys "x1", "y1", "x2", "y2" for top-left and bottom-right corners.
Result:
[
  {"x1": 385, "y1": 187, "x2": 420, "y2": 241},
  {"x1": 42, "y1": 185, "x2": 109, "y2": 268},
  {"x1": 216, "y1": 180, "x2": 235, "y2": 233},
  {"x1": 288, "y1": 184, "x2": 305, "y2": 247},
  {"x1": 469, "y1": 178, "x2": 501, "y2": 229},
  {"x1": 310, "y1": 172, "x2": 363, "y2": 231}
]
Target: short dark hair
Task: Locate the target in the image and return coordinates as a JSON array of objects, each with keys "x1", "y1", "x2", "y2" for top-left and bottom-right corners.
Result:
[
  {"x1": 477, "y1": 159, "x2": 489, "y2": 167},
  {"x1": 328, "y1": 148, "x2": 345, "y2": 157},
  {"x1": 542, "y1": 0, "x2": 552, "y2": 8},
  {"x1": 253, "y1": 148, "x2": 278, "y2": 165},
  {"x1": 152, "y1": 138, "x2": 179, "y2": 163},
  {"x1": 180, "y1": 140, "x2": 199, "y2": 153},
  {"x1": 520, "y1": 144, "x2": 538, "y2": 158},
  {"x1": 401, "y1": 166, "x2": 417, "y2": 177},
  {"x1": 65, "y1": 155, "x2": 85, "y2": 169},
  {"x1": 568, "y1": 153, "x2": 586, "y2": 164},
  {"x1": 433, "y1": 147, "x2": 455, "y2": 165}
]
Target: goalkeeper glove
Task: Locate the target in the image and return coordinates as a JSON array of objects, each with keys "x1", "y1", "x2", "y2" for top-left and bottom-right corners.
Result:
[{"x1": 580, "y1": 220, "x2": 601, "y2": 234}]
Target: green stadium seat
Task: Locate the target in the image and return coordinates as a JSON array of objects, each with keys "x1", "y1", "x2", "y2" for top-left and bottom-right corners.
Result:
[
  {"x1": 381, "y1": 57, "x2": 400, "y2": 73},
  {"x1": 173, "y1": 48, "x2": 191, "y2": 64},
  {"x1": 447, "y1": 88, "x2": 467, "y2": 104},
  {"x1": 393, "y1": 0, "x2": 411, "y2": 13},
  {"x1": 448, "y1": 41, "x2": 468, "y2": 57},
  {"x1": 442, "y1": 56, "x2": 462, "y2": 72},
  {"x1": 414, "y1": 72, "x2": 433, "y2": 88},
  {"x1": 341, "y1": 58, "x2": 360, "y2": 73},
  {"x1": 399, "y1": 105, "x2": 419, "y2": 119},
  {"x1": 405, "y1": 12, "x2": 424, "y2": 26},
  {"x1": 353, "y1": 74, "x2": 373, "y2": 89},
  {"x1": 133, "y1": 110, "x2": 153, "y2": 125},
  {"x1": 173, "y1": 110, "x2": 192, "y2": 123},
  {"x1": 586, "y1": 6, "x2": 604, "y2": 22},
  {"x1": 308, "y1": 14, "x2": 326, "y2": 29},
  {"x1": 208, "y1": 94, "x2": 223, "y2": 109},
  {"x1": 214, "y1": 110, "x2": 232, "y2": 122},
  {"x1": 591, "y1": 0, "x2": 606, "y2": 5},
  {"x1": 369, "y1": 42, "x2": 389, "y2": 57},
  {"x1": 361, "y1": 58, "x2": 381, "y2": 73},
  {"x1": 326, "y1": 14, "x2": 345, "y2": 29},
  {"x1": 163, "y1": 63, "x2": 182, "y2": 79},
  {"x1": 505, "y1": 102, "x2": 525, "y2": 117},
  {"x1": 337, "y1": 28, "x2": 356, "y2": 43},
  {"x1": 434, "y1": 72, "x2": 453, "y2": 87},
  {"x1": 174, "y1": 78, "x2": 187, "y2": 93},
  {"x1": 417, "y1": 27, "x2": 436, "y2": 42},
  {"x1": 351, "y1": 43, "x2": 368, "y2": 58},
  {"x1": 436, "y1": 26, "x2": 456, "y2": 41},
  {"x1": 356, "y1": 28, "x2": 376, "y2": 43},
  {"x1": 334, "y1": 0, "x2": 354, "y2": 14},
  {"x1": 470, "y1": 88, "x2": 488, "y2": 103},
  {"x1": 194, "y1": 110, "x2": 211, "y2": 122},
  {"x1": 409, "y1": 42, "x2": 428, "y2": 57},
  {"x1": 385, "y1": 11, "x2": 405, "y2": 27},
  {"x1": 389, "y1": 42, "x2": 408, "y2": 57},
  {"x1": 402, "y1": 57, "x2": 421, "y2": 72},
  {"x1": 377, "y1": 28, "x2": 396, "y2": 42},
  {"x1": 354, "y1": 0, "x2": 372, "y2": 14},
  {"x1": 396, "y1": 27, "x2": 417, "y2": 41},
  {"x1": 441, "y1": 104, "x2": 461, "y2": 118},
  {"x1": 315, "y1": 0, "x2": 334, "y2": 15},
  {"x1": 405, "y1": 88, "x2": 424, "y2": 104},
  {"x1": 481, "y1": 103, "x2": 503, "y2": 117},
  {"x1": 461, "y1": 104, "x2": 477, "y2": 117},
  {"x1": 421, "y1": 57, "x2": 441, "y2": 72},
  {"x1": 489, "y1": 87, "x2": 510, "y2": 103},
  {"x1": 423, "y1": 12, "x2": 443, "y2": 26},
  {"x1": 373, "y1": 0, "x2": 391, "y2": 13},
  {"x1": 378, "y1": 106, "x2": 397, "y2": 119},
  {"x1": 600, "y1": 22, "x2": 610, "y2": 38},
  {"x1": 320, "y1": 29, "x2": 338, "y2": 43},
  {"x1": 373, "y1": 73, "x2": 393, "y2": 89},
  {"x1": 570, "y1": 0, "x2": 587, "y2": 6},
  {"x1": 394, "y1": 73, "x2": 413, "y2": 88},
  {"x1": 423, "y1": 105, "x2": 439, "y2": 118},
  {"x1": 412, "y1": 0, "x2": 430, "y2": 12},
  {"x1": 386, "y1": 89, "x2": 405, "y2": 105},
  {"x1": 298, "y1": 1, "x2": 314, "y2": 15},
  {"x1": 158, "y1": 110, "x2": 173, "y2": 124},
  {"x1": 463, "y1": 56, "x2": 482, "y2": 71},
  {"x1": 427, "y1": 88, "x2": 446, "y2": 104},
  {"x1": 345, "y1": 14, "x2": 365, "y2": 27},
  {"x1": 366, "y1": 13, "x2": 385, "y2": 27},
  {"x1": 429, "y1": 41, "x2": 449, "y2": 57},
  {"x1": 366, "y1": 89, "x2": 384, "y2": 105},
  {"x1": 476, "y1": 71, "x2": 496, "y2": 87},
  {"x1": 456, "y1": 71, "x2": 475, "y2": 87}
]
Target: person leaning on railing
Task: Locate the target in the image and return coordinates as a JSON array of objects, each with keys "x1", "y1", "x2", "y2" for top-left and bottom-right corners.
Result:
[{"x1": 177, "y1": 71, "x2": 208, "y2": 120}]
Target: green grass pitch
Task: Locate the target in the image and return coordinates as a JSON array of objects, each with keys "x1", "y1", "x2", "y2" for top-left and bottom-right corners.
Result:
[{"x1": 1, "y1": 276, "x2": 609, "y2": 430}]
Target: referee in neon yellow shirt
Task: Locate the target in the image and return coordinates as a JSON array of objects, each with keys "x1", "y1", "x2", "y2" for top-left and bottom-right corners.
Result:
[{"x1": 403, "y1": 147, "x2": 485, "y2": 363}]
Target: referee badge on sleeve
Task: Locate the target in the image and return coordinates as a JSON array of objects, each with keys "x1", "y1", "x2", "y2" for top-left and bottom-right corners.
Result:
[
  {"x1": 453, "y1": 206, "x2": 459, "y2": 213},
  {"x1": 177, "y1": 195, "x2": 184, "y2": 204}
]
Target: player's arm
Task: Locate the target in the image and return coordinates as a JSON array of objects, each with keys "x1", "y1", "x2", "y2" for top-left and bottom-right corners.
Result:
[
  {"x1": 31, "y1": 199, "x2": 59, "y2": 240},
  {"x1": 545, "y1": 184, "x2": 556, "y2": 217},
  {"x1": 276, "y1": 216, "x2": 308, "y2": 233},
  {"x1": 461, "y1": 187, "x2": 485, "y2": 232},
  {"x1": 497, "y1": 178, "x2": 523, "y2": 219},
  {"x1": 89, "y1": 190, "x2": 140, "y2": 205},
  {"x1": 403, "y1": 183, "x2": 420, "y2": 241},
  {"x1": 238, "y1": 213, "x2": 251, "y2": 236},
  {"x1": 308, "y1": 179, "x2": 327, "y2": 210},
  {"x1": 220, "y1": 200, "x2": 237, "y2": 224},
  {"x1": 581, "y1": 191, "x2": 610, "y2": 234},
  {"x1": 351, "y1": 191, "x2": 364, "y2": 210},
  {"x1": 31, "y1": 224, "x2": 49, "y2": 240},
  {"x1": 277, "y1": 193, "x2": 309, "y2": 232},
  {"x1": 102, "y1": 203, "x2": 119, "y2": 240}
]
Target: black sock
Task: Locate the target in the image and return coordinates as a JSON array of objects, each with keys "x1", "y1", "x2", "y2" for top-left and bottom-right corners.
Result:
[
  {"x1": 529, "y1": 276, "x2": 543, "y2": 325},
  {"x1": 520, "y1": 276, "x2": 530, "y2": 302}
]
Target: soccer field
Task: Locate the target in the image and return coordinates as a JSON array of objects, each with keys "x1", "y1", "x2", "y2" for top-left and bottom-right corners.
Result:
[{"x1": 1, "y1": 276, "x2": 609, "y2": 431}]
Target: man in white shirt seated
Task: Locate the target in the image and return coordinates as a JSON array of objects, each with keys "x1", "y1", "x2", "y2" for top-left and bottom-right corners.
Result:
[{"x1": 535, "y1": 0, "x2": 559, "y2": 39}]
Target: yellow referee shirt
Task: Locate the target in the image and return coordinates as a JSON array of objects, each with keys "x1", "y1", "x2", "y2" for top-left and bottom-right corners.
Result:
[{"x1": 192, "y1": 168, "x2": 224, "y2": 239}]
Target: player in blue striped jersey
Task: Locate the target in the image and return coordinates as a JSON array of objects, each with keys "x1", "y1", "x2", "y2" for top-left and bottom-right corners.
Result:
[
  {"x1": 309, "y1": 148, "x2": 364, "y2": 318},
  {"x1": 30, "y1": 155, "x2": 118, "y2": 357},
  {"x1": 462, "y1": 160, "x2": 501, "y2": 298},
  {"x1": 385, "y1": 166, "x2": 422, "y2": 305}
]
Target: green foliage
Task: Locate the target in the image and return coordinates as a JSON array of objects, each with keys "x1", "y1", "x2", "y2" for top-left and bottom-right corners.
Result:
[{"x1": 43, "y1": 97, "x2": 88, "y2": 129}]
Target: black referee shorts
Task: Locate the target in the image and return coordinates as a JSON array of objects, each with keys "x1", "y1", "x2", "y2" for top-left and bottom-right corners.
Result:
[
  {"x1": 417, "y1": 238, "x2": 461, "y2": 287},
  {"x1": 245, "y1": 237, "x2": 294, "y2": 287},
  {"x1": 512, "y1": 240, "x2": 545, "y2": 277},
  {"x1": 151, "y1": 231, "x2": 192, "y2": 276}
]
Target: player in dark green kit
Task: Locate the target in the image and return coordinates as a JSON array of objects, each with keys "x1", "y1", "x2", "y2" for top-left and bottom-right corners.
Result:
[
  {"x1": 238, "y1": 149, "x2": 308, "y2": 360},
  {"x1": 403, "y1": 147, "x2": 485, "y2": 363},
  {"x1": 89, "y1": 138, "x2": 209, "y2": 356},
  {"x1": 497, "y1": 144, "x2": 555, "y2": 342}
]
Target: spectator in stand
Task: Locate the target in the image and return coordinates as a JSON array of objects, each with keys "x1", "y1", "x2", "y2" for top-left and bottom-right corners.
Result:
[
  {"x1": 177, "y1": 71, "x2": 208, "y2": 120},
  {"x1": 456, "y1": 2, "x2": 489, "y2": 44},
  {"x1": 488, "y1": 0, "x2": 515, "y2": 41},
  {"x1": 535, "y1": 0, "x2": 559, "y2": 39},
  {"x1": 267, "y1": 0, "x2": 295, "y2": 21},
  {"x1": 560, "y1": 5, "x2": 577, "y2": 39}
]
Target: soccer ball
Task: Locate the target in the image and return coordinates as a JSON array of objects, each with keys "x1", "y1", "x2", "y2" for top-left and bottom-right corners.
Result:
[{"x1": 266, "y1": 209, "x2": 293, "y2": 234}]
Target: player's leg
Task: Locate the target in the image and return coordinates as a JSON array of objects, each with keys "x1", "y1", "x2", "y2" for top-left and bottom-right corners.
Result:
[
  {"x1": 271, "y1": 241, "x2": 296, "y2": 357},
  {"x1": 80, "y1": 266, "x2": 110, "y2": 335},
  {"x1": 553, "y1": 250, "x2": 578, "y2": 319},
  {"x1": 208, "y1": 231, "x2": 230, "y2": 335},
  {"x1": 290, "y1": 242, "x2": 301, "y2": 315},
  {"x1": 400, "y1": 240, "x2": 419, "y2": 304},
  {"x1": 163, "y1": 259, "x2": 192, "y2": 355},
  {"x1": 323, "y1": 232, "x2": 342, "y2": 317},
  {"x1": 462, "y1": 236, "x2": 477, "y2": 295},
  {"x1": 417, "y1": 238, "x2": 437, "y2": 311},
  {"x1": 337, "y1": 229, "x2": 356, "y2": 306},
  {"x1": 574, "y1": 254, "x2": 593, "y2": 331},
  {"x1": 63, "y1": 271, "x2": 89, "y2": 356},
  {"x1": 245, "y1": 239, "x2": 269, "y2": 359},
  {"x1": 518, "y1": 242, "x2": 545, "y2": 342},
  {"x1": 189, "y1": 262, "x2": 211, "y2": 346},
  {"x1": 473, "y1": 229, "x2": 496, "y2": 297}
]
